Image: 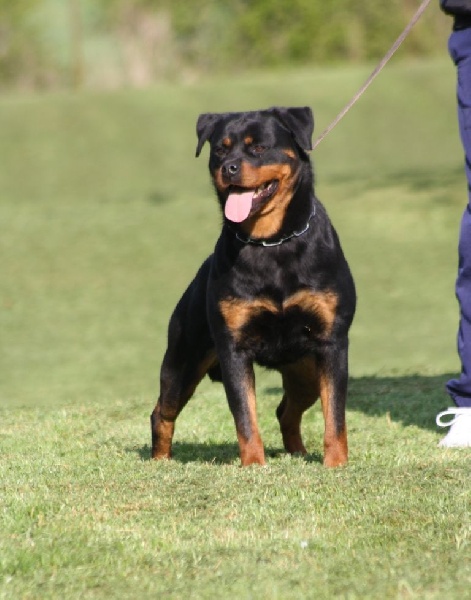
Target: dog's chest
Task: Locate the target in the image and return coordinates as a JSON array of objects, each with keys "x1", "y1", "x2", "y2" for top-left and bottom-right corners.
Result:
[{"x1": 219, "y1": 289, "x2": 337, "y2": 366}]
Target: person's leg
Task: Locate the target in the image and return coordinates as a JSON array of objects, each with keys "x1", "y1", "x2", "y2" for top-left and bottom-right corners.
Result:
[
  {"x1": 446, "y1": 28, "x2": 471, "y2": 410},
  {"x1": 446, "y1": 206, "x2": 471, "y2": 408},
  {"x1": 438, "y1": 29, "x2": 471, "y2": 448}
]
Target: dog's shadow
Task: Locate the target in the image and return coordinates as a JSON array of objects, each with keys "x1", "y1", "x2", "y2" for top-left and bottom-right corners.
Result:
[
  {"x1": 130, "y1": 373, "x2": 451, "y2": 465},
  {"x1": 130, "y1": 442, "x2": 323, "y2": 465}
]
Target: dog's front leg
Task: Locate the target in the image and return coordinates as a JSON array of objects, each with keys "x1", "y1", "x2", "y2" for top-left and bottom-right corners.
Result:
[
  {"x1": 219, "y1": 349, "x2": 265, "y2": 466},
  {"x1": 318, "y1": 339, "x2": 349, "y2": 468}
]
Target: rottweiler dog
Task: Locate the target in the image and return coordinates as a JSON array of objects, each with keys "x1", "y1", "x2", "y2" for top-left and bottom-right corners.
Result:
[{"x1": 151, "y1": 106, "x2": 356, "y2": 467}]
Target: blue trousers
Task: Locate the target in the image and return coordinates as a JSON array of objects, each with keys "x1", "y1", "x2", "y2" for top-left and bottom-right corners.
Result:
[{"x1": 446, "y1": 28, "x2": 471, "y2": 408}]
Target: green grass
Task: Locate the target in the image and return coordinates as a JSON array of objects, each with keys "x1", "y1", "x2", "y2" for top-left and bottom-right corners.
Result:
[{"x1": 1, "y1": 60, "x2": 470, "y2": 598}]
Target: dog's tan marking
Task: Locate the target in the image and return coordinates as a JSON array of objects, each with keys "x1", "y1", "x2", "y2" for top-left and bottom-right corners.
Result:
[
  {"x1": 222, "y1": 137, "x2": 232, "y2": 148},
  {"x1": 213, "y1": 161, "x2": 298, "y2": 239},
  {"x1": 219, "y1": 297, "x2": 278, "y2": 336},
  {"x1": 236, "y1": 378, "x2": 265, "y2": 466},
  {"x1": 283, "y1": 148, "x2": 296, "y2": 159},
  {"x1": 151, "y1": 412, "x2": 175, "y2": 459},
  {"x1": 319, "y1": 373, "x2": 348, "y2": 467},
  {"x1": 239, "y1": 162, "x2": 297, "y2": 239},
  {"x1": 219, "y1": 290, "x2": 337, "y2": 340},
  {"x1": 244, "y1": 136, "x2": 254, "y2": 145},
  {"x1": 284, "y1": 290, "x2": 338, "y2": 334}
]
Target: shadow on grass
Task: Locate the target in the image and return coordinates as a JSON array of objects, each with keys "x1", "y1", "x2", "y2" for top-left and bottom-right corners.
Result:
[
  {"x1": 131, "y1": 442, "x2": 241, "y2": 464},
  {"x1": 131, "y1": 438, "x2": 325, "y2": 465},
  {"x1": 348, "y1": 373, "x2": 453, "y2": 430},
  {"x1": 131, "y1": 441, "x2": 318, "y2": 465},
  {"x1": 266, "y1": 373, "x2": 453, "y2": 432},
  {"x1": 132, "y1": 374, "x2": 453, "y2": 464}
]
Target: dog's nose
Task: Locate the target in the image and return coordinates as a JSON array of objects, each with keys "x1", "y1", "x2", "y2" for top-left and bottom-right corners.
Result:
[{"x1": 221, "y1": 160, "x2": 241, "y2": 178}]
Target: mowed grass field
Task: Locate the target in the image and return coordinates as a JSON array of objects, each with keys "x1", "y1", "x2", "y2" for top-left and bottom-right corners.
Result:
[{"x1": 1, "y1": 60, "x2": 470, "y2": 598}]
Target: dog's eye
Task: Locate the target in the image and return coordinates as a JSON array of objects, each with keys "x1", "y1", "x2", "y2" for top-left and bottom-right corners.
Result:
[
  {"x1": 214, "y1": 147, "x2": 228, "y2": 158},
  {"x1": 251, "y1": 145, "x2": 266, "y2": 155}
]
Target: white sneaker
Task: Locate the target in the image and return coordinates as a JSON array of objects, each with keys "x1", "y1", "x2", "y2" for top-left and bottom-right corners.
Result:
[{"x1": 436, "y1": 408, "x2": 471, "y2": 448}]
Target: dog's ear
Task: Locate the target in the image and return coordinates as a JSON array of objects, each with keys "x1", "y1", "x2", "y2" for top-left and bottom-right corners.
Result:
[
  {"x1": 271, "y1": 107, "x2": 314, "y2": 152},
  {"x1": 195, "y1": 113, "x2": 222, "y2": 157}
]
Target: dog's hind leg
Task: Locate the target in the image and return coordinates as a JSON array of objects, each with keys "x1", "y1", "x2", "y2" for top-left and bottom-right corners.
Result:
[
  {"x1": 278, "y1": 357, "x2": 320, "y2": 456},
  {"x1": 151, "y1": 347, "x2": 216, "y2": 460},
  {"x1": 151, "y1": 258, "x2": 215, "y2": 460},
  {"x1": 151, "y1": 290, "x2": 216, "y2": 460}
]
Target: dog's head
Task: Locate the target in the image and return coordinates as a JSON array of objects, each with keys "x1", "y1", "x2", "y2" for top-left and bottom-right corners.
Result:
[{"x1": 195, "y1": 107, "x2": 314, "y2": 235}]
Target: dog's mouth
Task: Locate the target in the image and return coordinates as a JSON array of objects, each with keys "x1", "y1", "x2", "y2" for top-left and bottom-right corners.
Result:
[{"x1": 225, "y1": 180, "x2": 279, "y2": 223}]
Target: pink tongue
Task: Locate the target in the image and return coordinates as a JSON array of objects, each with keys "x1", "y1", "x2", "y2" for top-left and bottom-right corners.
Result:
[{"x1": 224, "y1": 190, "x2": 254, "y2": 223}]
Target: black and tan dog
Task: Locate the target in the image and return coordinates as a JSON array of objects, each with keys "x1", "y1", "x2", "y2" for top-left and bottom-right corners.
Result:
[{"x1": 151, "y1": 106, "x2": 356, "y2": 467}]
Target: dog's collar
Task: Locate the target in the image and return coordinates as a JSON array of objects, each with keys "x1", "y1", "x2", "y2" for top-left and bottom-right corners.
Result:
[{"x1": 228, "y1": 205, "x2": 316, "y2": 247}]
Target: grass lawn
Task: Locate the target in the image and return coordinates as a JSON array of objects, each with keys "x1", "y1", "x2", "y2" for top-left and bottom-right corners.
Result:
[{"x1": 1, "y1": 60, "x2": 470, "y2": 598}]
